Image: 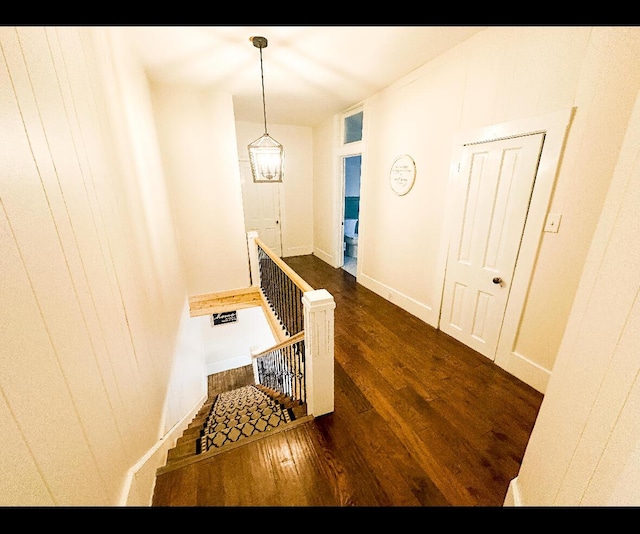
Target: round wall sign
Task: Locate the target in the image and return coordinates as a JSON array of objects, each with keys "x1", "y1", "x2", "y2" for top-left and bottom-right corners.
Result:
[{"x1": 389, "y1": 154, "x2": 416, "y2": 196}]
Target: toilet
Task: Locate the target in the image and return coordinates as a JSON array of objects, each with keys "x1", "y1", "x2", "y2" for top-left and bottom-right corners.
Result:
[{"x1": 344, "y1": 219, "x2": 358, "y2": 258}]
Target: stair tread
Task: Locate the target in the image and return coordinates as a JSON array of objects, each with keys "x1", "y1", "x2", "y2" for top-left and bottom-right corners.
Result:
[
  {"x1": 161, "y1": 382, "x2": 308, "y2": 472},
  {"x1": 199, "y1": 385, "x2": 294, "y2": 452},
  {"x1": 159, "y1": 415, "x2": 314, "y2": 475}
]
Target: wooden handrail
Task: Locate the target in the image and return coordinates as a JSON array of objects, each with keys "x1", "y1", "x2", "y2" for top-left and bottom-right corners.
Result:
[
  {"x1": 251, "y1": 331, "x2": 305, "y2": 360},
  {"x1": 255, "y1": 237, "x2": 313, "y2": 293}
]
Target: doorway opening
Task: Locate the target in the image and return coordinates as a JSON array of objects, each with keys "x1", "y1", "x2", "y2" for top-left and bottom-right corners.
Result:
[
  {"x1": 339, "y1": 107, "x2": 364, "y2": 277},
  {"x1": 342, "y1": 154, "x2": 361, "y2": 276}
]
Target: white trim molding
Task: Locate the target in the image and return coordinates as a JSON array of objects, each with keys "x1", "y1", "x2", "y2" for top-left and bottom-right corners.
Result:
[
  {"x1": 358, "y1": 271, "x2": 437, "y2": 328},
  {"x1": 119, "y1": 393, "x2": 207, "y2": 506}
]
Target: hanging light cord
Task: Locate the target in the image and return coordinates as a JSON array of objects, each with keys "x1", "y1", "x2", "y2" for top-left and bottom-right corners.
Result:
[{"x1": 259, "y1": 46, "x2": 268, "y2": 135}]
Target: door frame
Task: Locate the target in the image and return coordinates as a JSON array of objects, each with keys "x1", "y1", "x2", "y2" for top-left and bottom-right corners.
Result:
[
  {"x1": 333, "y1": 104, "x2": 365, "y2": 270},
  {"x1": 435, "y1": 108, "x2": 575, "y2": 388},
  {"x1": 340, "y1": 154, "x2": 363, "y2": 274}
]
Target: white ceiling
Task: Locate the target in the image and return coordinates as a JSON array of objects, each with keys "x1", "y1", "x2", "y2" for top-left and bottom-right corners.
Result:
[{"x1": 125, "y1": 26, "x2": 486, "y2": 127}]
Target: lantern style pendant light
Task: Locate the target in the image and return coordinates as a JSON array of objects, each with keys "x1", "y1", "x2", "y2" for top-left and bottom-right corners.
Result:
[{"x1": 248, "y1": 36, "x2": 284, "y2": 183}]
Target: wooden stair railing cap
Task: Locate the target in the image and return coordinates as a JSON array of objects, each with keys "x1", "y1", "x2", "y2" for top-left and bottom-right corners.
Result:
[
  {"x1": 254, "y1": 237, "x2": 313, "y2": 293},
  {"x1": 251, "y1": 330, "x2": 305, "y2": 360}
]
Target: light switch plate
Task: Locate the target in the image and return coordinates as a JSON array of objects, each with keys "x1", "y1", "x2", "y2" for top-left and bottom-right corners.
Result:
[{"x1": 544, "y1": 213, "x2": 562, "y2": 233}]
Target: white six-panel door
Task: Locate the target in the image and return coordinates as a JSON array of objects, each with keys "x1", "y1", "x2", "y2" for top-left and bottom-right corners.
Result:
[
  {"x1": 440, "y1": 133, "x2": 545, "y2": 360},
  {"x1": 240, "y1": 160, "x2": 283, "y2": 256}
]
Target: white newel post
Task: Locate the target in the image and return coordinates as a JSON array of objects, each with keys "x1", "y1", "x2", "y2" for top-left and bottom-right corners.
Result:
[
  {"x1": 302, "y1": 289, "x2": 335, "y2": 417},
  {"x1": 246, "y1": 231, "x2": 260, "y2": 287}
]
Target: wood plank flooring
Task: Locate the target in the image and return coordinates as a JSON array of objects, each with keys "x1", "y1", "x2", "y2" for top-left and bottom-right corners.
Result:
[{"x1": 152, "y1": 254, "x2": 544, "y2": 507}]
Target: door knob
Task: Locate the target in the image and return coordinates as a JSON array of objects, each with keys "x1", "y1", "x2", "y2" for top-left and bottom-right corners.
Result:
[{"x1": 492, "y1": 277, "x2": 502, "y2": 285}]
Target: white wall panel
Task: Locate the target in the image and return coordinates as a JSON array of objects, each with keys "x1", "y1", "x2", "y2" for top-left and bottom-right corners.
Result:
[
  {"x1": 48, "y1": 27, "x2": 150, "y2": 430},
  {"x1": 0, "y1": 392, "x2": 55, "y2": 505},
  {"x1": 511, "y1": 75, "x2": 640, "y2": 508},
  {"x1": 0, "y1": 26, "x2": 205, "y2": 505}
]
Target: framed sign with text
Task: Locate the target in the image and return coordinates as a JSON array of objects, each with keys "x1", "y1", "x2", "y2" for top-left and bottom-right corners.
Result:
[
  {"x1": 211, "y1": 311, "x2": 238, "y2": 326},
  {"x1": 389, "y1": 154, "x2": 416, "y2": 196}
]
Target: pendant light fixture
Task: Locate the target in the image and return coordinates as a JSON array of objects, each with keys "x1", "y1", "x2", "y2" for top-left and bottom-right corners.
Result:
[{"x1": 248, "y1": 36, "x2": 284, "y2": 183}]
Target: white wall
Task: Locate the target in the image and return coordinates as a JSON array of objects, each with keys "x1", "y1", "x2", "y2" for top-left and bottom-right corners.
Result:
[
  {"x1": 313, "y1": 26, "x2": 640, "y2": 393},
  {"x1": 150, "y1": 85, "x2": 251, "y2": 296},
  {"x1": 312, "y1": 116, "x2": 339, "y2": 266},
  {"x1": 0, "y1": 27, "x2": 206, "y2": 506},
  {"x1": 199, "y1": 307, "x2": 276, "y2": 375},
  {"x1": 507, "y1": 81, "x2": 640, "y2": 507},
  {"x1": 235, "y1": 121, "x2": 314, "y2": 258}
]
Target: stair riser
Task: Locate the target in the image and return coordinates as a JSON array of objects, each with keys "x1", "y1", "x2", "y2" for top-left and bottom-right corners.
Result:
[{"x1": 163, "y1": 384, "x2": 308, "y2": 470}]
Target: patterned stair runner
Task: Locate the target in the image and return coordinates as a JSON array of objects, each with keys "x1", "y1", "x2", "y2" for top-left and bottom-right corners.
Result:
[{"x1": 199, "y1": 385, "x2": 294, "y2": 453}]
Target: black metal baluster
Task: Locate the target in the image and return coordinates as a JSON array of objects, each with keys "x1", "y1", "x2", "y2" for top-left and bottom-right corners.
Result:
[
  {"x1": 296, "y1": 286, "x2": 302, "y2": 334},
  {"x1": 289, "y1": 282, "x2": 294, "y2": 335},
  {"x1": 277, "y1": 348, "x2": 284, "y2": 393},
  {"x1": 253, "y1": 241, "x2": 315, "y2": 406},
  {"x1": 285, "y1": 344, "x2": 292, "y2": 397},
  {"x1": 277, "y1": 268, "x2": 284, "y2": 332}
]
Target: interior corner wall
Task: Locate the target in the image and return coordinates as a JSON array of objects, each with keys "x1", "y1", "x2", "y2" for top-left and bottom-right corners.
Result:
[
  {"x1": 235, "y1": 121, "x2": 314, "y2": 258},
  {"x1": 150, "y1": 85, "x2": 251, "y2": 296}
]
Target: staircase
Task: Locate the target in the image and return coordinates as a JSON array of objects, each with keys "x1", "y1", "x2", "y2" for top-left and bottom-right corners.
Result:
[
  {"x1": 157, "y1": 237, "x2": 336, "y2": 476},
  {"x1": 157, "y1": 374, "x2": 311, "y2": 475}
]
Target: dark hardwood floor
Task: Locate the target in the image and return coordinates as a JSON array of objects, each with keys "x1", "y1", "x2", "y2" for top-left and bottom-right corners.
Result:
[{"x1": 152, "y1": 254, "x2": 543, "y2": 506}]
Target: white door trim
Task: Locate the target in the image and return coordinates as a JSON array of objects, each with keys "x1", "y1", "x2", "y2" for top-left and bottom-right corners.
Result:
[
  {"x1": 435, "y1": 108, "x2": 575, "y2": 390},
  {"x1": 331, "y1": 103, "x2": 367, "y2": 270}
]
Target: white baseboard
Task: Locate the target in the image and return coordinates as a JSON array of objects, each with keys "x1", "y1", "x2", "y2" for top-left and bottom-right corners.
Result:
[
  {"x1": 313, "y1": 246, "x2": 338, "y2": 268},
  {"x1": 495, "y1": 350, "x2": 551, "y2": 394},
  {"x1": 357, "y1": 272, "x2": 437, "y2": 328},
  {"x1": 283, "y1": 245, "x2": 314, "y2": 258},
  {"x1": 504, "y1": 476, "x2": 521, "y2": 506},
  {"x1": 120, "y1": 392, "x2": 207, "y2": 506}
]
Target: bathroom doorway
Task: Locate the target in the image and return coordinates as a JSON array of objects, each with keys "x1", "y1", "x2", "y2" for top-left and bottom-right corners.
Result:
[
  {"x1": 338, "y1": 107, "x2": 363, "y2": 277},
  {"x1": 342, "y1": 154, "x2": 361, "y2": 276}
]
